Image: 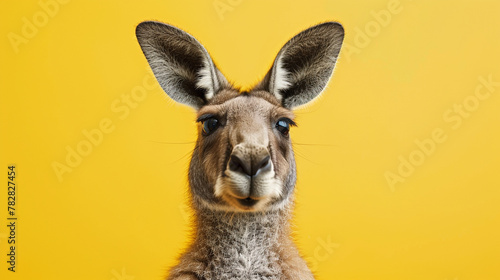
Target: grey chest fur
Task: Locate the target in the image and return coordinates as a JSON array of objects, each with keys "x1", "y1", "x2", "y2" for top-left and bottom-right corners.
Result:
[{"x1": 195, "y1": 212, "x2": 285, "y2": 280}]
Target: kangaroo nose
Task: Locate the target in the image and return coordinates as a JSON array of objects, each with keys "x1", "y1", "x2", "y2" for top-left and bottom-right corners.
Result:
[{"x1": 229, "y1": 154, "x2": 271, "y2": 177}]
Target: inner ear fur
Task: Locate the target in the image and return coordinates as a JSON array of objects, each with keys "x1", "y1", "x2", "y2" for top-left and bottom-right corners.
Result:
[
  {"x1": 136, "y1": 21, "x2": 229, "y2": 109},
  {"x1": 255, "y1": 22, "x2": 345, "y2": 109}
]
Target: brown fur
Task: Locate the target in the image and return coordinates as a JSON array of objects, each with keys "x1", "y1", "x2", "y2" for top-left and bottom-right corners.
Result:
[{"x1": 135, "y1": 21, "x2": 344, "y2": 279}]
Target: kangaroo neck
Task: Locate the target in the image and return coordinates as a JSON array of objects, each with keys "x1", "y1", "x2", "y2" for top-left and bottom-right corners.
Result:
[{"x1": 191, "y1": 205, "x2": 292, "y2": 278}]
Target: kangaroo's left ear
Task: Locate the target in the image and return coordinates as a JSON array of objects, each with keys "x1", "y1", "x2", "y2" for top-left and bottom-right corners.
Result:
[
  {"x1": 256, "y1": 22, "x2": 344, "y2": 109},
  {"x1": 136, "y1": 21, "x2": 230, "y2": 109}
]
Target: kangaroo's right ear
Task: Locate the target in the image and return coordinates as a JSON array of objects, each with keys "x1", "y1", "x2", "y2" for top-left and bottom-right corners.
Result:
[
  {"x1": 256, "y1": 22, "x2": 344, "y2": 109},
  {"x1": 136, "y1": 21, "x2": 230, "y2": 109}
]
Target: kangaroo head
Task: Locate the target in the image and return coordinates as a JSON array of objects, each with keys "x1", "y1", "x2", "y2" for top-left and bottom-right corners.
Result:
[{"x1": 136, "y1": 21, "x2": 344, "y2": 212}]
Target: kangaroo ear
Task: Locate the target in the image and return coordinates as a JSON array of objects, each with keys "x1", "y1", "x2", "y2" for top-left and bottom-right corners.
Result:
[
  {"x1": 136, "y1": 21, "x2": 230, "y2": 109},
  {"x1": 257, "y1": 22, "x2": 344, "y2": 109}
]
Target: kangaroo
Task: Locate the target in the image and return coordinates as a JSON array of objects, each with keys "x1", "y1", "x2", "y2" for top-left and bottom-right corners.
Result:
[{"x1": 136, "y1": 21, "x2": 344, "y2": 280}]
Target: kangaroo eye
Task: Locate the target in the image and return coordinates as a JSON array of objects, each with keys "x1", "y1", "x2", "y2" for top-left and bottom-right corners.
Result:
[
  {"x1": 276, "y1": 118, "x2": 294, "y2": 136},
  {"x1": 202, "y1": 118, "x2": 219, "y2": 135}
]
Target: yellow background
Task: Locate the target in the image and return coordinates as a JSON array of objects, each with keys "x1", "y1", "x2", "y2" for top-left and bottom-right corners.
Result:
[{"x1": 1, "y1": 0, "x2": 500, "y2": 279}]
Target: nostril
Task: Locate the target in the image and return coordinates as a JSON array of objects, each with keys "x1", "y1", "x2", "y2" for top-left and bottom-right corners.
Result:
[
  {"x1": 228, "y1": 155, "x2": 242, "y2": 172},
  {"x1": 253, "y1": 155, "x2": 271, "y2": 176},
  {"x1": 228, "y1": 154, "x2": 271, "y2": 177},
  {"x1": 258, "y1": 156, "x2": 270, "y2": 170},
  {"x1": 229, "y1": 155, "x2": 251, "y2": 176}
]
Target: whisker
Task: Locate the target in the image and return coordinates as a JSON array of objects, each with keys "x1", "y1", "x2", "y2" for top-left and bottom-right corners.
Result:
[
  {"x1": 165, "y1": 149, "x2": 194, "y2": 165},
  {"x1": 293, "y1": 147, "x2": 322, "y2": 165},
  {"x1": 293, "y1": 142, "x2": 338, "y2": 147},
  {"x1": 149, "y1": 140, "x2": 196, "y2": 145}
]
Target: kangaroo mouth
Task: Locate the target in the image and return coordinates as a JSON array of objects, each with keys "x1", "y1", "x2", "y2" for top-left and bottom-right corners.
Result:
[
  {"x1": 226, "y1": 191, "x2": 263, "y2": 210},
  {"x1": 214, "y1": 170, "x2": 283, "y2": 211},
  {"x1": 237, "y1": 197, "x2": 259, "y2": 207},
  {"x1": 220, "y1": 191, "x2": 270, "y2": 211}
]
